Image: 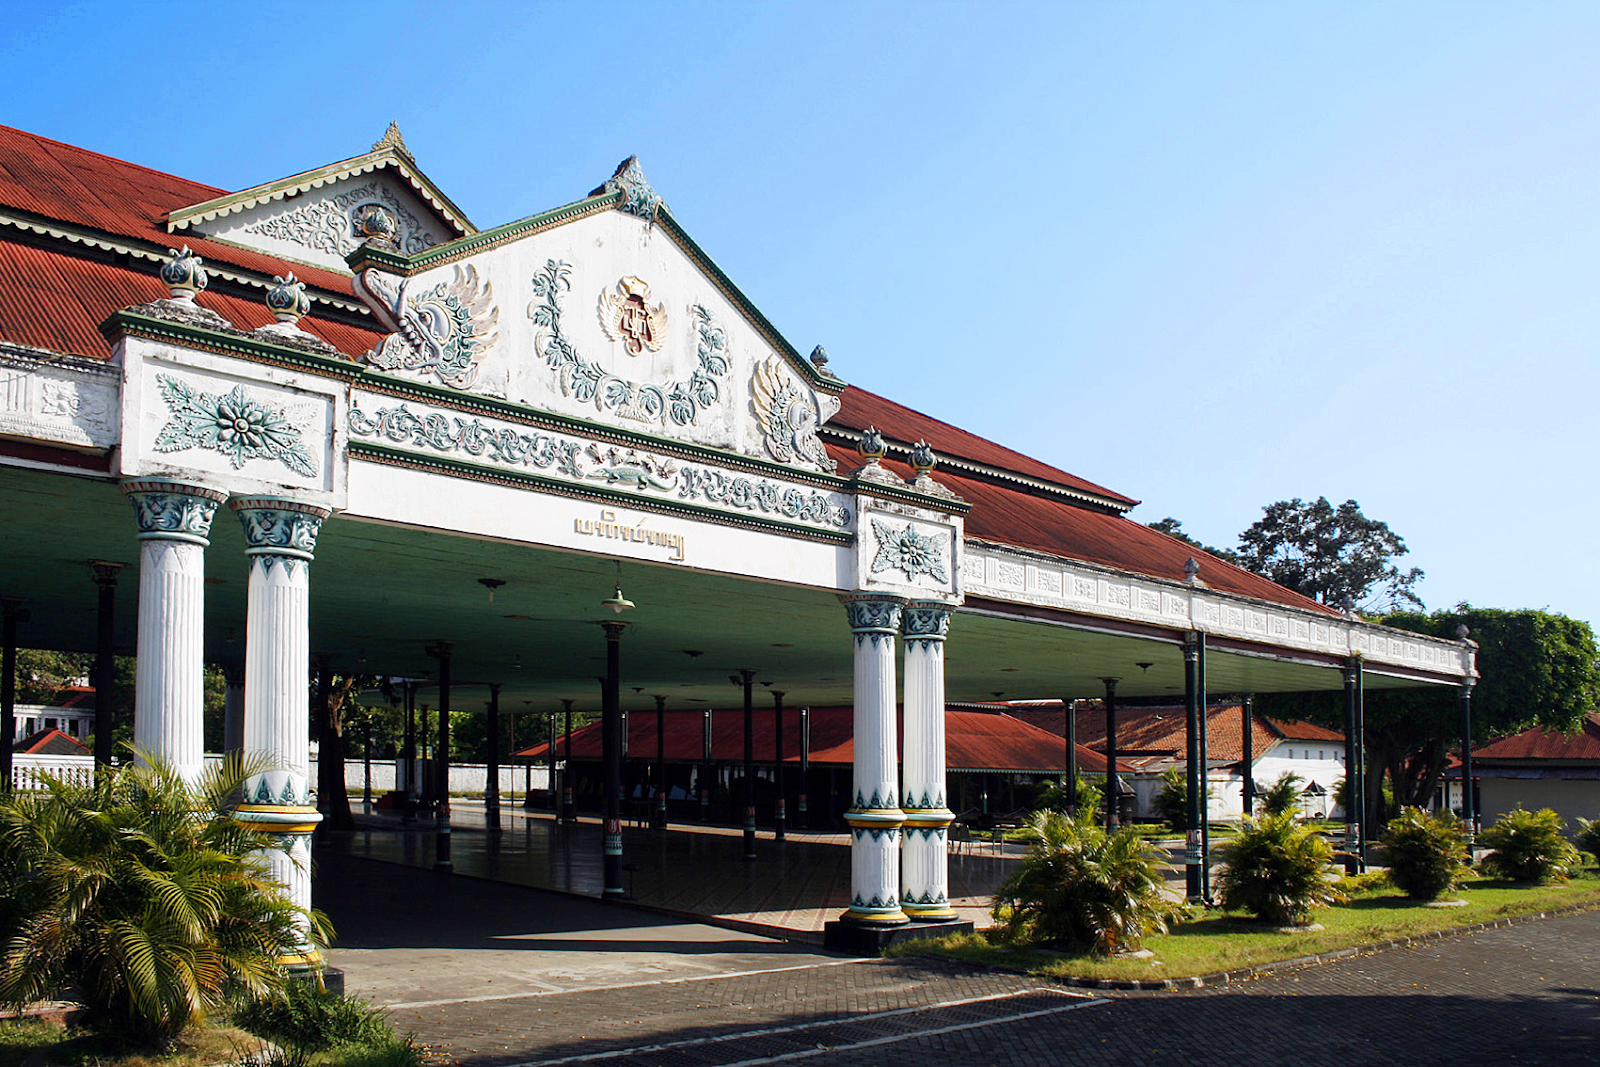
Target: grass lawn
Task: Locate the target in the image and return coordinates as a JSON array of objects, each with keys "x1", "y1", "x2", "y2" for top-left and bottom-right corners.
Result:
[
  {"x1": 889, "y1": 868, "x2": 1600, "y2": 982},
  {"x1": 0, "y1": 1019, "x2": 428, "y2": 1066}
]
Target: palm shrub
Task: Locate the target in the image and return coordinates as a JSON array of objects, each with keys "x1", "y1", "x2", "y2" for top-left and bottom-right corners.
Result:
[
  {"x1": 1153, "y1": 767, "x2": 1190, "y2": 831},
  {"x1": 1576, "y1": 816, "x2": 1600, "y2": 866},
  {"x1": 991, "y1": 809, "x2": 1183, "y2": 956},
  {"x1": 1032, "y1": 774, "x2": 1101, "y2": 819},
  {"x1": 1480, "y1": 807, "x2": 1581, "y2": 883},
  {"x1": 1216, "y1": 811, "x2": 1347, "y2": 925},
  {"x1": 1378, "y1": 807, "x2": 1469, "y2": 901},
  {"x1": 1256, "y1": 772, "x2": 1304, "y2": 818},
  {"x1": 0, "y1": 754, "x2": 330, "y2": 1044},
  {"x1": 235, "y1": 980, "x2": 419, "y2": 1067}
]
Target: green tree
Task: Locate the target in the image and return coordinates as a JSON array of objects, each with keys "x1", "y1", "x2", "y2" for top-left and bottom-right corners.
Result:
[
  {"x1": 0, "y1": 755, "x2": 327, "y2": 1044},
  {"x1": 1235, "y1": 497, "x2": 1423, "y2": 611},
  {"x1": 12, "y1": 649, "x2": 92, "y2": 705},
  {"x1": 1146, "y1": 518, "x2": 1242, "y2": 566},
  {"x1": 1263, "y1": 606, "x2": 1600, "y2": 828}
]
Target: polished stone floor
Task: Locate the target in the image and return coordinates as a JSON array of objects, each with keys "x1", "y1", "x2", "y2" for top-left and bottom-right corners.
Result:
[{"x1": 320, "y1": 801, "x2": 1016, "y2": 940}]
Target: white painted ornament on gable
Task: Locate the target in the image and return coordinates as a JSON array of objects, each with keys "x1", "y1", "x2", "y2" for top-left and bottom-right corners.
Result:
[
  {"x1": 358, "y1": 265, "x2": 500, "y2": 390},
  {"x1": 751, "y1": 355, "x2": 834, "y2": 473}
]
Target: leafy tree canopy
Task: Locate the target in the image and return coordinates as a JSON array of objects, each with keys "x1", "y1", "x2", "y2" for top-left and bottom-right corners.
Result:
[
  {"x1": 1235, "y1": 497, "x2": 1423, "y2": 611},
  {"x1": 1145, "y1": 518, "x2": 1242, "y2": 566}
]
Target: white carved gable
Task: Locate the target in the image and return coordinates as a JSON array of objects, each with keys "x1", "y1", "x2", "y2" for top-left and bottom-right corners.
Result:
[
  {"x1": 190, "y1": 174, "x2": 450, "y2": 273},
  {"x1": 351, "y1": 209, "x2": 841, "y2": 473}
]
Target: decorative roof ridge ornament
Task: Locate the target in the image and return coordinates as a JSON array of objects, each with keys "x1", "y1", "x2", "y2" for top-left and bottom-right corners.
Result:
[
  {"x1": 371, "y1": 121, "x2": 415, "y2": 163},
  {"x1": 852, "y1": 426, "x2": 905, "y2": 487},
  {"x1": 908, "y1": 440, "x2": 960, "y2": 500},
  {"x1": 145, "y1": 246, "x2": 233, "y2": 330},
  {"x1": 809, "y1": 345, "x2": 837, "y2": 379},
  {"x1": 1182, "y1": 556, "x2": 1209, "y2": 589},
  {"x1": 253, "y1": 273, "x2": 335, "y2": 353},
  {"x1": 592, "y1": 156, "x2": 666, "y2": 221}
]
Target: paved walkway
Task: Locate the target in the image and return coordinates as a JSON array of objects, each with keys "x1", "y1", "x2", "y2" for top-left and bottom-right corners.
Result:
[{"x1": 315, "y1": 832, "x2": 1600, "y2": 1066}]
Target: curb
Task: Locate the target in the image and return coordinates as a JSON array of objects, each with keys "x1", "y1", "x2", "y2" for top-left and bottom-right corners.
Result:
[{"x1": 1053, "y1": 899, "x2": 1600, "y2": 991}]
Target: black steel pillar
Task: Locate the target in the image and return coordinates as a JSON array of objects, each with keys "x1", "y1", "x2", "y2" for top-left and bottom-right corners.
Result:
[
  {"x1": 1102, "y1": 677, "x2": 1120, "y2": 830},
  {"x1": 543, "y1": 710, "x2": 555, "y2": 810},
  {"x1": 485, "y1": 683, "x2": 502, "y2": 833},
  {"x1": 1341, "y1": 663, "x2": 1362, "y2": 874},
  {"x1": 1460, "y1": 679, "x2": 1477, "y2": 850},
  {"x1": 90, "y1": 563, "x2": 122, "y2": 769},
  {"x1": 700, "y1": 707, "x2": 712, "y2": 822},
  {"x1": 1355, "y1": 662, "x2": 1368, "y2": 859},
  {"x1": 1240, "y1": 694, "x2": 1256, "y2": 816},
  {"x1": 363, "y1": 714, "x2": 373, "y2": 810},
  {"x1": 772, "y1": 690, "x2": 787, "y2": 842},
  {"x1": 1, "y1": 599, "x2": 25, "y2": 789},
  {"x1": 739, "y1": 669, "x2": 757, "y2": 860},
  {"x1": 1062, "y1": 697, "x2": 1077, "y2": 815},
  {"x1": 653, "y1": 694, "x2": 668, "y2": 829},
  {"x1": 314, "y1": 657, "x2": 333, "y2": 820},
  {"x1": 561, "y1": 699, "x2": 576, "y2": 824},
  {"x1": 429, "y1": 642, "x2": 454, "y2": 872},
  {"x1": 1183, "y1": 635, "x2": 1202, "y2": 899},
  {"x1": 601, "y1": 621, "x2": 628, "y2": 898},
  {"x1": 1198, "y1": 633, "x2": 1212, "y2": 902},
  {"x1": 402, "y1": 682, "x2": 417, "y2": 824},
  {"x1": 799, "y1": 706, "x2": 811, "y2": 829}
]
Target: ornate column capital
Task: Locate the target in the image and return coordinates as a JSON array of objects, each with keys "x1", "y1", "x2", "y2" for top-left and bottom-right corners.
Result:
[
  {"x1": 839, "y1": 593, "x2": 906, "y2": 639},
  {"x1": 229, "y1": 497, "x2": 330, "y2": 563},
  {"x1": 902, "y1": 600, "x2": 952, "y2": 649},
  {"x1": 121, "y1": 480, "x2": 228, "y2": 545}
]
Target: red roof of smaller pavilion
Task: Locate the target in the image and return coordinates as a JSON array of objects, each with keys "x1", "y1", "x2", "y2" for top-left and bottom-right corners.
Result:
[
  {"x1": 1474, "y1": 713, "x2": 1600, "y2": 762},
  {"x1": 1001, "y1": 702, "x2": 1343, "y2": 765},
  {"x1": 514, "y1": 706, "x2": 1131, "y2": 774},
  {"x1": 13, "y1": 728, "x2": 90, "y2": 756}
]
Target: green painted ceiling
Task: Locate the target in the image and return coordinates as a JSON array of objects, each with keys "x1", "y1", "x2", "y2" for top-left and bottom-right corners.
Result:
[{"x1": 0, "y1": 463, "x2": 1437, "y2": 717}]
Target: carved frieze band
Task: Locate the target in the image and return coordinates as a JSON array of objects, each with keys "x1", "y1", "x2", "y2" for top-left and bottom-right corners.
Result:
[
  {"x1": 0, "y1": 352, "x2": 118, "y2": 450},
  {"x1": 962, "y1": 543, "x2": 1473, "y2": 677},
  {"x1": 120, "y1": 480, "x2": 228, "y2": 545},
  {"x1": 346, "y1": 396, "x2": 852, "y2": 531}
]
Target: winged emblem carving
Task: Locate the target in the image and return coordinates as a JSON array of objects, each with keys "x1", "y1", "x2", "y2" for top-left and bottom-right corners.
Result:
[
  {"x1": 597, "y1": 276, "x2": 668, "y2": 356},
  {"x1": 751, "y1": 356, "x2": 835, "y2": 473},
  {"x1": 356, "y1": 265, "x2": 500, "y2": 390}
]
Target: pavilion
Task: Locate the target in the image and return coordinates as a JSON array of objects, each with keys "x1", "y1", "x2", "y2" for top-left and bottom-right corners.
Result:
[{"x1": 0, "y1": 122, "x2": 1476, "y2": 956}]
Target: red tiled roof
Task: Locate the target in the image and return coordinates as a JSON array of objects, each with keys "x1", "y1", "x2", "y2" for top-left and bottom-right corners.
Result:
[
  {"x1": 834, "y1": 387, "x2": 1136, "y2": 507},
  {"x1": 1003, "y1": 702, "x2": 1342, "y2": 764},
  {"x1": 1475, "y1": 713, "x2": 1600, "y2": 762},
  {"x1": 515, "y1": 706, "x2": 1129, "y2": 774},
  {"x1": 14, "y1": 728, "x2": 91, "y2": 756},
  {"x1": 0, "y1": 241, "x2": 383, "y2": 360}
]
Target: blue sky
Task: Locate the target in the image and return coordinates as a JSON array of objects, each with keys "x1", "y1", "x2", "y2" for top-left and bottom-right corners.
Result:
[{"x1": 8, "y1": 1, "x2": 1599, "y2": 628}]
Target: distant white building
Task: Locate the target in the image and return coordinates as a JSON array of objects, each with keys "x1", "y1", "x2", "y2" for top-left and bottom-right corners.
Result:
[
  {"x1": 12, "y1": 684, "x2": 96, "y2": 745},
  {"x1": 1005, "y1": 701, "x2": 1347, "y2": 820}
]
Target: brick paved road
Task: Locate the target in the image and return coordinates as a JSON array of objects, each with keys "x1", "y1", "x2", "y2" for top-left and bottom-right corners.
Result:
[{"x1": 319, "y1": 854, "x2": 1598, "y2": 1066}]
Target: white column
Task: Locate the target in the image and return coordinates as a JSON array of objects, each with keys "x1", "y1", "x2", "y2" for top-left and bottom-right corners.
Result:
[
  {"x1": 121, "y1": 480, "x2": 227, "y2": 783},
  {"x1": 901, "y1": 601, "x2": 956, "y2": 921},
  {"x1": 230, "y1": 496, "x2": 330, "y2": 969},
  {"x1": 839, "y1": 594, "x2": 907, "y2": 927}
]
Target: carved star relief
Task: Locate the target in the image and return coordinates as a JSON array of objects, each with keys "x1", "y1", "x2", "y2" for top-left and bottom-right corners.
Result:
[{"x1": 869, "y1": 520, "x2": 950, "y2": 583}]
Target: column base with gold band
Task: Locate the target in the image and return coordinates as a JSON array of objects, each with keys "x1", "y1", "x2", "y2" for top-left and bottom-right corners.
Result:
[
  {"x1": 901, "y1": 806, "x2": 959, "y2": 921},
  {"x1": 842, "y1": 808, "x2": 908, "y2": 926},
  {"x1": 235, "y1": 785, "x2": 323, "y2": 968}
]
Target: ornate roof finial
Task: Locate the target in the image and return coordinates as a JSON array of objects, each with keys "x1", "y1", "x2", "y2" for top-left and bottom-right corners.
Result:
[
  {"x1": 594, "y1": 156, "x2": 665, "y2": 220},
  {"x1": 372, "y1": 121, "x2": 414, "y2": 162},
  {"x1": 159, "y1": 245, "x2": 207, "y2": 303},
  {"x1": 852, "y1": 426, "x2": 904, "y2": 487},
  {"x1": 908, "y1": 439, "x2": 958, "y2": 499},
  {"x1": 809, "y1": 345, "x2": 836, "y2": 378},
  {"x1": 266, "y1": 273, "x2": 310, "y2": 324}
]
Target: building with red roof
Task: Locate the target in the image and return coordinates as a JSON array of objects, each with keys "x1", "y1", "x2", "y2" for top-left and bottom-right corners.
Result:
[
  {"x1": 1461, "y1": 712, "x2": 1600, "y2": 832},
  {"x1": 0, "y1": 122, "x2": 1477, "y2": 931}
]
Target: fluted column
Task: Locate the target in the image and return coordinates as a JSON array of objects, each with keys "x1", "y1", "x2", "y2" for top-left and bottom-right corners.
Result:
[
  {"x1": 230, "y1": 496, "x2": 329, "y2": 969},
  {"x1": 839, "y1": 594, "x2": 907, "y2": 927},
  {"x1": 901, "y1": 601, "x2": 956, "y2": 921},
  {"x1": 121, "y1": 480, "x2": 227, "y2": 782}
]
